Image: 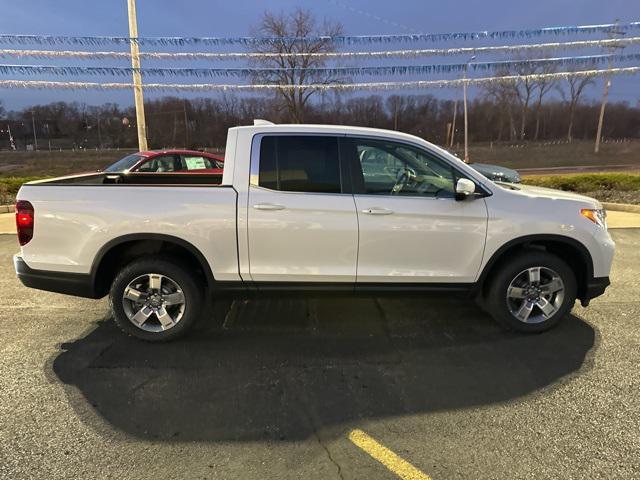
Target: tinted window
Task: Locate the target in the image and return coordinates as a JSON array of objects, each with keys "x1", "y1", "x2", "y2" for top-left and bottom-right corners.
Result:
[
  {"x1": 136, "y1": 155, "x2": 180, "y2": 172},
  {"x1": 349, "y1": 138, "x2": 456, "y2": 198},
  {"x1": 259, "y1": 136, "x2": 341, "y2": 193}
]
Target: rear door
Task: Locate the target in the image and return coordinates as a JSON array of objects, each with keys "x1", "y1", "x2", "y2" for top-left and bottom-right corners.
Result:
[
  {"x1": 343, "y1": 136, "x2": 488, "y2": 284},
  {"x1": 247, "y1": 134, "x2": 358, "y2": 283}
]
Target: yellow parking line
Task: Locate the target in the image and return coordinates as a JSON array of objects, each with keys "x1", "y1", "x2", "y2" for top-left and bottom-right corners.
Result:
[{"x1": 348, "y1": 429, "x2": 432, "y2": 480}]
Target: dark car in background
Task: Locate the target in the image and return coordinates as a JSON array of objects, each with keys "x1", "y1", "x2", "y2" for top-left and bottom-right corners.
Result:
[{"x1": 469, "y1": 163, "x2": 521, "y2": 183}]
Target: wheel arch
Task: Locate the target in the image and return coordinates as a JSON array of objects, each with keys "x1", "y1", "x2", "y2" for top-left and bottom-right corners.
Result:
[
  {"x1": 477, "y1": 234, "x2": 594, "y2": 302},
  {"x1": 91, "y1": 233, "x2": 215, "y2": 298}
]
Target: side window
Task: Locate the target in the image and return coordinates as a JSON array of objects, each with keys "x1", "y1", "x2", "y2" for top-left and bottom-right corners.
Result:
[
  {"x1": 259, "y1": 136, "x2": 341, "y2": 193},
  {"x1": 350, "y1": 138, "x2": 456, "y2": 198},
  {"x1": 181, "y1": 155, "x2": 213, "y2": 171},
  {"x1": 137, "y1": 155, "x2": 179, "y2": 172}
]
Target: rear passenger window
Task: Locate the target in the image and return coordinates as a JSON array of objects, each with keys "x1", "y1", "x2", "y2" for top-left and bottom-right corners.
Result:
[
  {"x1": 259, "y1": 136, "x2": 341, "y2": 193},
  {"x1": 182, "y1": 156, "x2": 212, "y2": 170}
]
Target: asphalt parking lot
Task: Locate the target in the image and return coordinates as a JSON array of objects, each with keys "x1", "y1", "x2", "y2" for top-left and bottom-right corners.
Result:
[{"x1": 0, "y1": 230, "x2": 638, "y2": 479}]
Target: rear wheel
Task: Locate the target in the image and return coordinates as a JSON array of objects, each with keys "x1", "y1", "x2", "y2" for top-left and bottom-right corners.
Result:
[
  {"x1": 109, "y1": 256, "x2": 203, "y2": 341},
  {"x1": 486, "y1": 250, "x2": 577, "y2": 333}
]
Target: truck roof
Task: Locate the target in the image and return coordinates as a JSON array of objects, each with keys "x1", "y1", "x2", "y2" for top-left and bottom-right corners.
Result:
[{"x1": 232, "y1": 123, "x2": 432, "y2": 145}]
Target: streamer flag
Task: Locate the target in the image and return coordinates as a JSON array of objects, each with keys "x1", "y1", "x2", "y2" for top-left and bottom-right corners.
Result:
[
  {"x1": 0, "y1": 66, "x2": 638, "y2": 92},
  {"x1": 0, "y1": 21, "x2": 638, "y2": 46},
  {"x1": 1, "y1": 37, "x2": 638, "y2": 61},
  {"x1": 1, "y1": 53, "x2": 638, "y2": 78}
]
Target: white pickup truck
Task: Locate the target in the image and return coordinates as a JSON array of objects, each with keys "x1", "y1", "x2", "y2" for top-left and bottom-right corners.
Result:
[{"x1": 14, "y1": 122, "x2": 614, "y2": 341}]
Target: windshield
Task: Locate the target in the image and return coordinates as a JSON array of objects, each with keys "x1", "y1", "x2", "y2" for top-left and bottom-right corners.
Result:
[{"x1": 104, "y1": 154, "x2": 144, "y2": 172}]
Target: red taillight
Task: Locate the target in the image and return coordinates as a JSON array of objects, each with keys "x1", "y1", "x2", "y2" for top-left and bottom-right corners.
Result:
[{"x1": 15, "y1": 200, "x2": 34, "y2": 246}]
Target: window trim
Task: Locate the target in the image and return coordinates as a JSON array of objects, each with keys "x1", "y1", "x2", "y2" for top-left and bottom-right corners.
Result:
[
  {"x1": 342, "y1": 135, "x2": 491, "y2": 199},
  {"x1": 249, "y1": 133, "x2": 351, "y2": 195}
]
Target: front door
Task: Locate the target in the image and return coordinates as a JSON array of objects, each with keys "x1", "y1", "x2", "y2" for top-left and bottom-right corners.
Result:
[
  {"x1": 247, "y1": 135, "x2": 358, "y2": 283},
  {"x1": 344, "y1": 137, "x2": 488, "y2": 284}
]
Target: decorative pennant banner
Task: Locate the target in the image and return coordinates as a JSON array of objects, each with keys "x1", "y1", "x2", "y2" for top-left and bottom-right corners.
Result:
[
  {"x1": 1, "y1": 53, "x2": 638, "y2": 78},
  {"x1": 1, "y1": 37, "x2": 638, "y2": 61},
  {"x1": 0, "y1": 66, "x2": 638, "y2": 92},
  {"x1": 0, "y1": 21, "x2": 638, "y2": 46}
]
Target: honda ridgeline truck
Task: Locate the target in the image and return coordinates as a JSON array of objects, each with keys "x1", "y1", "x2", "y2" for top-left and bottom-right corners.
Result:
[{"x1": 14, "y1": 122, "x2": 614, "y2": 341}]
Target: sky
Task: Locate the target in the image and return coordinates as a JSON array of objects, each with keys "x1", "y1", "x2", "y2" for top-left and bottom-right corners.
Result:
[{"x1": 0, "y1": 0, "x2": 639, "y2": 110}]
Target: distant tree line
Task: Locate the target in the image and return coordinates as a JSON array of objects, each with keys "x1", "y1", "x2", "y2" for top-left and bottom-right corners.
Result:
[{"x1": 0, "y1": 91, "x2": 638, "y2": 151}]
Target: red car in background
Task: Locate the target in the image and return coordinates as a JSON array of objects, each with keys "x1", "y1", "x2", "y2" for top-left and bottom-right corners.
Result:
[{"x1": 103, "y1": 149, "x2": 224, "y2": 175}]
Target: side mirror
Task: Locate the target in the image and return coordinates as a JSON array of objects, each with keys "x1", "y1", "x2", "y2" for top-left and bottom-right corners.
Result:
[{"x1": 455, "y1": 178, "x2": 476, "y2": 201}]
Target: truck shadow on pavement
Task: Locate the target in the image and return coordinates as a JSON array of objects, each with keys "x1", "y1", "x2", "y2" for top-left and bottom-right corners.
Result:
[{"x1": 51, "y1": 296, "x2": 596, "y2": 442}]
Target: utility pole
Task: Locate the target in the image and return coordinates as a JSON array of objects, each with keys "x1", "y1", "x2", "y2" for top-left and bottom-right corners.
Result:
[
  {"x1": 7, "y1": 124, "x2": 16, "y2": 150},
  {"x1": 595, "y1": 21, "x2": 625, "y2": 154},
  {"x1": 44, "y1": 122, "x2": 52, "y2": 151},
  {"x1": 127, "y1": 0, "x2": 148, "y2": 151},
  {"x1": 449, "y1": 99, "x2": 457, "y2": 148},
  {"x1": 594, "y1": 77, "x2": 611, "y2": 154},
  {"x1": 172, "y1": 111, "x2": 177, "y2": 147},
  {"x1": 96, "y1": 114, "x2": 103, "y2": 148},
  {"x1": 183, "y1": 100, "x2": 189, "y2": 148},
  {"x1": 463, "y1": 55, "x2": 476, "y2": 163},
  {"x1": 31, "y1": 111, "x2": 38, "y2": 150}
]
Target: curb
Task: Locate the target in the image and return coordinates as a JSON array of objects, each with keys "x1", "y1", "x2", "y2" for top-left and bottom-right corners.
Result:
[
  {"x1": 0, "y1": 205, "x2": 15, "y2": 213},
  {"x1": 603, "y1": 202, "x2": 640, "y2": 214}
]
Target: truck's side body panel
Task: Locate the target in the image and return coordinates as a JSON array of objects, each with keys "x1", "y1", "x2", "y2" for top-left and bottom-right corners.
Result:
[
  {"x1": 353, "y1": 195, "x2": 488, "y2": 283},
  {"x1": 247, "y1": 186, "x2": 359, "y2": 282},
  {"x1": 17, "y1": 185, "x2": 240, "y2": 281},
  {"x1": 482, "y1": 187, "x2": 615, "y2": 279}
]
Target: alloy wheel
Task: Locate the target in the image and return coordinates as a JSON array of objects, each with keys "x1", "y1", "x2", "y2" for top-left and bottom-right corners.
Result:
[
  {"x1": 506, "y1": 266, "x2": 565, "y2": 324},
  {"x1": 122, "y1": 273, "x2": 186, "y2": 332}
]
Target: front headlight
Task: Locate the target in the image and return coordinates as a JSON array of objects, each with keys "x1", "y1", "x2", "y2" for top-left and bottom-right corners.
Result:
[{"x1": 581, "y1": 208, "x2": 607, "y2": 229}]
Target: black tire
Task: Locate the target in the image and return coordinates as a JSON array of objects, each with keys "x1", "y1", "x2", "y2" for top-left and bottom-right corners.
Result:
[
  {"x1": 486, "y1": 250, "x2": 577, "y2": 333},
  {"x1": 109, "y1": 255, "x2": 203, "y2": 342}
]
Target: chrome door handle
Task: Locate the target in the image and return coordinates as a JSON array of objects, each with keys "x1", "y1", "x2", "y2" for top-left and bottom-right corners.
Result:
[
  {"x1": 253, "y1": 203, "x2": 286, "y2": 211},
  {"x1": 361, "y1": 208, "x2": 394, "y2": 215}
]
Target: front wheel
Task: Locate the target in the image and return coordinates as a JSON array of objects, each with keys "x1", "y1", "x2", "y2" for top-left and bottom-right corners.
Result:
[
  {"x1": 109, "y1": 256, "x2": 203, "y2": 341},
  {"x1": 486, "y1": 250, "x2": 577, "y2": 333}
]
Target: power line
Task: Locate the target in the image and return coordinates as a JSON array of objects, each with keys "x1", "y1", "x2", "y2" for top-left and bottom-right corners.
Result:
[
  {"x1": 1, "y1": 66, "x2": 638, "y2": 92},
  {"x1": 2, "y1": 37, "x2": 639, "y2": 61},
  {"x1": 0, "y1": 21, "x2": 638, "y2": 46},
  {"x1": 1, "y1": 53, "x2": 639, "y2": 78}
]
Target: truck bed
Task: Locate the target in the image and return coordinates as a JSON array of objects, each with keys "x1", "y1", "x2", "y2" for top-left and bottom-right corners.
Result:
[
  {"x1": 17, "y1": 179, "x2": 239, "y2": 282},
  {"x1": 31, "y1": 171, "x2": 224, "y2": 186}
]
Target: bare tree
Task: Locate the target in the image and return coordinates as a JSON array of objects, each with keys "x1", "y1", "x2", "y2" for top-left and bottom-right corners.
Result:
[
  {"x1": 482, "y1": 71, "x2": 518, "y2": 141},
  {"x1": 508, "y1": 55, "x2": 545, "y2": 141},
  {"x1": 514, "y1": 76, "x2": 535, "y2": 140},
  {"x1": 250, "y1": 9, "x2": 344, "y2": 123},
  {"x1": 531, "y1": 66, "x2": 557, "y2": 141},
  {"x1": 559, "y1": 74, "x2": 595, "y2": 142}
]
